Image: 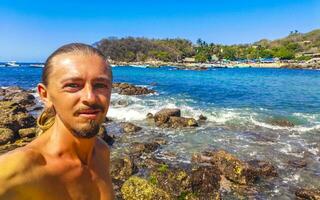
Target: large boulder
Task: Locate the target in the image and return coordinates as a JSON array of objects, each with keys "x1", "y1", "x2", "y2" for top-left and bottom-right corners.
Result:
[
  {"x1": 154, "y1": 108, "x2": 181, "y2": 125},
  {"x1": 0, "y1": 128, "x2": 16, "y2": 145},
  {"x1": 113, "y1": 82, "x2": 155, "y2": 95},
  {"x1": 121, "y1": 176, "x2": 171, "y2": 200},
  {"x1": 192, "y1": 150, "x2": 276, "y2": 185},
  {"x1": 149, "y1": 165, "x2": 192, "y2": 198}
]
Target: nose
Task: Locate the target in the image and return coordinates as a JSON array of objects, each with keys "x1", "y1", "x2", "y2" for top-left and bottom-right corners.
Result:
[{"x1": 82, "y1": 85, "x2": 97, "y2": 104}]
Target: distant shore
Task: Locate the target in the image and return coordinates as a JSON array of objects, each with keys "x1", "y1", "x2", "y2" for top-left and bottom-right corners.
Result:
[{"x1": 110, "y1": 61, "x2": 320, "y2": 70}]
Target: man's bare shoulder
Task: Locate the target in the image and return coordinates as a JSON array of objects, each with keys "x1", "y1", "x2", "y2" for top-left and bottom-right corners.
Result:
[
  {"x1": 96, "y1": 137, "x2": 111, "y2": 154},
  {"x1": 0, "y1": 146, "x2": 45, "y2": 194}
]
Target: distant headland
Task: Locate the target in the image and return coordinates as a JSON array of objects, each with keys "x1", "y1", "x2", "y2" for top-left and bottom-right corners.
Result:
[{"x1": 95, "y1": 29, "x2": 320, "y2": 70}]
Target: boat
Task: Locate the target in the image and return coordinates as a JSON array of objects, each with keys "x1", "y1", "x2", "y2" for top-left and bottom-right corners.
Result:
[
  {"x1": 6, "y1": 61, "x2": 19, "y2": 67},
  {"x1": 29, "y1": 63, "x2": 44, "y2": 68}
]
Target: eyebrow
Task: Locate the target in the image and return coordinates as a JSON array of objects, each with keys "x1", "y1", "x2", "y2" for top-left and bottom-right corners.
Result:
[{"x1": 60, "y1": 76, "x2": 111, "y2": 84}]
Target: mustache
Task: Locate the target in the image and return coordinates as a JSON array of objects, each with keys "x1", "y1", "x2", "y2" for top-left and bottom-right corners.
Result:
[{"x1": 74, "y1": 104, "x2": 105, "y2": 115}]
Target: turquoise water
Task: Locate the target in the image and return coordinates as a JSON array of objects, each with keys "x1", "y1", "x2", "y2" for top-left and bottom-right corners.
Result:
[{"x1": 1, "y1": 65, "x2": 320, "y2": 198}]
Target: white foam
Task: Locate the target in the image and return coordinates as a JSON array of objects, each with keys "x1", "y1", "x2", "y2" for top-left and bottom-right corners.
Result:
[{"x1": 250, "y1": 117, "x2": 320, "y2": 132}]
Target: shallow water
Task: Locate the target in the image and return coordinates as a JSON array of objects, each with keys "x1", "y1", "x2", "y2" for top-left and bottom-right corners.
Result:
[{"x1": 1, "y1": 65, "x2": 319, "y2": 198}]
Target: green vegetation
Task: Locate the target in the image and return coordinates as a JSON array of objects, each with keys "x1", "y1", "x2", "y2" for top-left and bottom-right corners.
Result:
[
  {"x1": 149, "y1": 175, "x2": 158, "y2": 185},
  {"x1": 157, "y1": 164, "x2": 169, "y2": 173},
  {"x1": 95, "y1": 29, "x2": 320, "y2": 63}
]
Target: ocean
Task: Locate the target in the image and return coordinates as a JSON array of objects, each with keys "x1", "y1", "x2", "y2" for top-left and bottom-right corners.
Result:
[{"x1": 1, "y1": 65, "x2": 320, "y2": 199}]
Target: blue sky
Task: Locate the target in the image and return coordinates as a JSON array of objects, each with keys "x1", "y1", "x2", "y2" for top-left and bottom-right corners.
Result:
[{"x1": 0, "y1": 0, "x2": 319, "y2": 62}]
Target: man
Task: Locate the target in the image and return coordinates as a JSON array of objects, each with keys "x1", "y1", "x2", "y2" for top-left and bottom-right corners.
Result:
[{"x1": 0, "y1": 43, "x2": 114, "y2": 200}]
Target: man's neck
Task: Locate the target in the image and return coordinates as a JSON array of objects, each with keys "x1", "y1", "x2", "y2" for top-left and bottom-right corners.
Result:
[{"x1": 45, "y1": 117, "x2": 97, "y2": 166}]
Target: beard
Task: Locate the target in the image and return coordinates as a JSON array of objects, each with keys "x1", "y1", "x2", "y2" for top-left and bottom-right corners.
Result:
[{"x1": 70, "y1": 119, "x2": 100, "y2": 139}]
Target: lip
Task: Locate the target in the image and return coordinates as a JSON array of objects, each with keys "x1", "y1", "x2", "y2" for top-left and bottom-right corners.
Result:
[{"x1": 78, "y1": 109, "x2": 101, "y2": 119}]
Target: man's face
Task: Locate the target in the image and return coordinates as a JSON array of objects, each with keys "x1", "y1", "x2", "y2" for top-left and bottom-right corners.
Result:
[{"x1": 45, "y1": 53, "x2": 112, "y2": 138}]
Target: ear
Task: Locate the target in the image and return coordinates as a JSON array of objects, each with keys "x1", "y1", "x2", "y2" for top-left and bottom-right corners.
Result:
[{"x1": 37, "y1": 83, "x2": 53, "y2": 107}]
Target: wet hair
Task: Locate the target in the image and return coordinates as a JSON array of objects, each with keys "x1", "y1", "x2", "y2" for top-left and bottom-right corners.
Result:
[{"x1": 37, "y1": 43, "x2": 111, "y2": 135}]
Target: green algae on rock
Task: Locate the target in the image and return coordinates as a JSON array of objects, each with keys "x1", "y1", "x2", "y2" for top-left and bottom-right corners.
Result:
[{"x1": 121, "y1": 176, "x2": 171, "y2": 200}]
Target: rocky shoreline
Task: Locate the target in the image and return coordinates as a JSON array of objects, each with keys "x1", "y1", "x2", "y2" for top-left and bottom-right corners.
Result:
[
  {"x1": 111, "y1": 61, "x2": 320, "y2": 70},
  {"x1": 0, "y1": 85, "x2": 319, "y2": 199}
]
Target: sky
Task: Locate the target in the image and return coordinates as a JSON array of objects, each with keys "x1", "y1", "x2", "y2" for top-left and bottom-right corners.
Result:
[{"x1": 0, "y1": 0, "x2": 319, "y2": 62}]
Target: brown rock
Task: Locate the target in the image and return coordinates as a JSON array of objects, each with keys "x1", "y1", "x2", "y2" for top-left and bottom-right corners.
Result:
[
  {"x1": 18, "y1": 127, "x2": 36, "y2": 138},
  {"x1": 168, "y1": 116, "x2": 198, "y2": 128},
  {"x1": 191, "y1": 165, "x2": 221, "y2": 199},
  {"x1": 112, "y1": 82, "x2": 155, "y2": 95},
  {"x1": 0, "y1": 128, "x2": 16, "y2": 145},
  {"x1": 154, "y1": 108, "x2": 181, "y2": 125},
  {"x1": 247, "y1": 159, "x2": 278, "y2": 177},
  {"x1": 111, "y1": 156, "x2": 137, "y2": 181},
  {"x1": 121, "y1": 122, "x2": 142, "y2": 134},
  {"x1": 198, "y1": 114, "x2": 207, "y2": 121},
  {"x1": 268, "y1": 118, "x2": 295, "y2": 127},
  {"x1": 295, "y1": 188, "x2": 320, "y2": 200},
  {"x1": 288, "y1": 159, "x2": 308, "y2": 168}
]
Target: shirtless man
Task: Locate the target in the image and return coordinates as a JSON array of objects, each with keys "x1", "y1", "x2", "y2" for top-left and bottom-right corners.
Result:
[{"x1": 0, "y1": 43, "x2": 114, "y2": 200}]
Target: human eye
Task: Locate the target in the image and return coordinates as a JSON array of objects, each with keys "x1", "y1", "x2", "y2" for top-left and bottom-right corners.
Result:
[
  {"x1": 94, "y1": 82, "x2": 108, "y2": 89},
  {"x1": 63, "y1": 83, "x2": 81, "y2": 91}
]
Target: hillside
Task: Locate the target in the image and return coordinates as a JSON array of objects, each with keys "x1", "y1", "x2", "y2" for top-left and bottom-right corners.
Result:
[{"x1": 95, "y1": 29, "x2": 320, "y2": 63}]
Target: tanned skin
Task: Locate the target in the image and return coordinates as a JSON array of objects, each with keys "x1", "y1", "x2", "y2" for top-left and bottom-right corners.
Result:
[{"x1": 0, "y1": 53, "x2": 114, "y2": 200}]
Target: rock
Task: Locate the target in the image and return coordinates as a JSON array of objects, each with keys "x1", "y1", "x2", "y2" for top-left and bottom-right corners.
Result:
[
  {"x1": 111, "y1": 156, "x2": 137, "y2": 182},
  {"x1": 168, "y1": 116, "x2": 198, "y2": 128},
  {"x1": 121, "y1": 176, "x2": 171, "y2": 200},
  {"x1": 0, "y1": 101, "x2": 36, "y2": 132},
  {"x1": 130, "y1": 142, "x2": 146, "y2": 155},
  {"x1": 152, "y1": 137, "x2": 167, "y2": 145},
  {"x1": 198, "y1": 114, "x2": 207, "y2": 121},
  {"x1": 192, "y1": 150, "x2": 256, "y2": 185},
  {"x1": 247, "y1": 160, "x2": 277, "y2": 177},
  {"x1": 154, "y1": 108, "x2": 181, "y2": 125},
  {"x1": 129, "y1": 142, "x2": 160, "y2": 155},
  {"x1": 32, "y1": 106, "x2": 44, "y2": 111},
  {"x1": 112, "y1": 99, "x2": 129, "y2": 107},
  {"x1": 97, "y1": 126, "x2": 114, "y2": 146},
  {"x1": 13, "y1": 113, "x2": 36, "y2": 132},
  {"x1": 121, "y1": 122, "x2": 142, "y2": 134},
  {"x1": 18, "y1": 127, "x2": 36, "y2": 138},
  {"x1": 295, "y1": 188, "x2": 320, "y2": 200},
  {"x1": 113, "y1": 82, "x2": 155, "y2": 96},
  {"x1": 3, "y1": 91, "x2": 35, "y2": 107},
  {"x1": 191, "y1": 165, "x2": 221, "y2": 199},
  {"x1": 0, "y1": 128, "x2": 16, "y2": 145},
  {"x1": 144, "y1": 142, "x2": 160, "y2": 153},
  {"x1": 150, "y1": 165, "x2": 192, "y2": 198},
  {"x1": 288, "y1": 159, "x2": 308, "y2": 168},
  {"x1": 268, "y1": 118, "x2": 295, "y2": 127},
  {"x1": 146, "y1": 113, "x2": 153, "y2": 119}
]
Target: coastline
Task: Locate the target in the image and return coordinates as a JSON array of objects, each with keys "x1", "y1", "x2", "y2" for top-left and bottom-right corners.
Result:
[{"x1": 110, "y1": 60, "x2": 320, "y2": 70}]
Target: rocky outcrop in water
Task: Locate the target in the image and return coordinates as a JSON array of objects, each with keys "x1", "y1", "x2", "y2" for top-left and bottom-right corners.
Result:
[
  {"x1": 192, "y1": 149, "x2": 277, "y2": 185},
  {"x1": 120, "y1": 122, "x2": 142, "y2": 134},
  {"x1": 268, "y1": 118, "x2": 295, "y2": 127},
  {"x1": 149, "y1": 108, "x2": 198, "y2": 128},
  {"x1": 112, "y1": 82, "x2": 155, "y2": 95}
]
